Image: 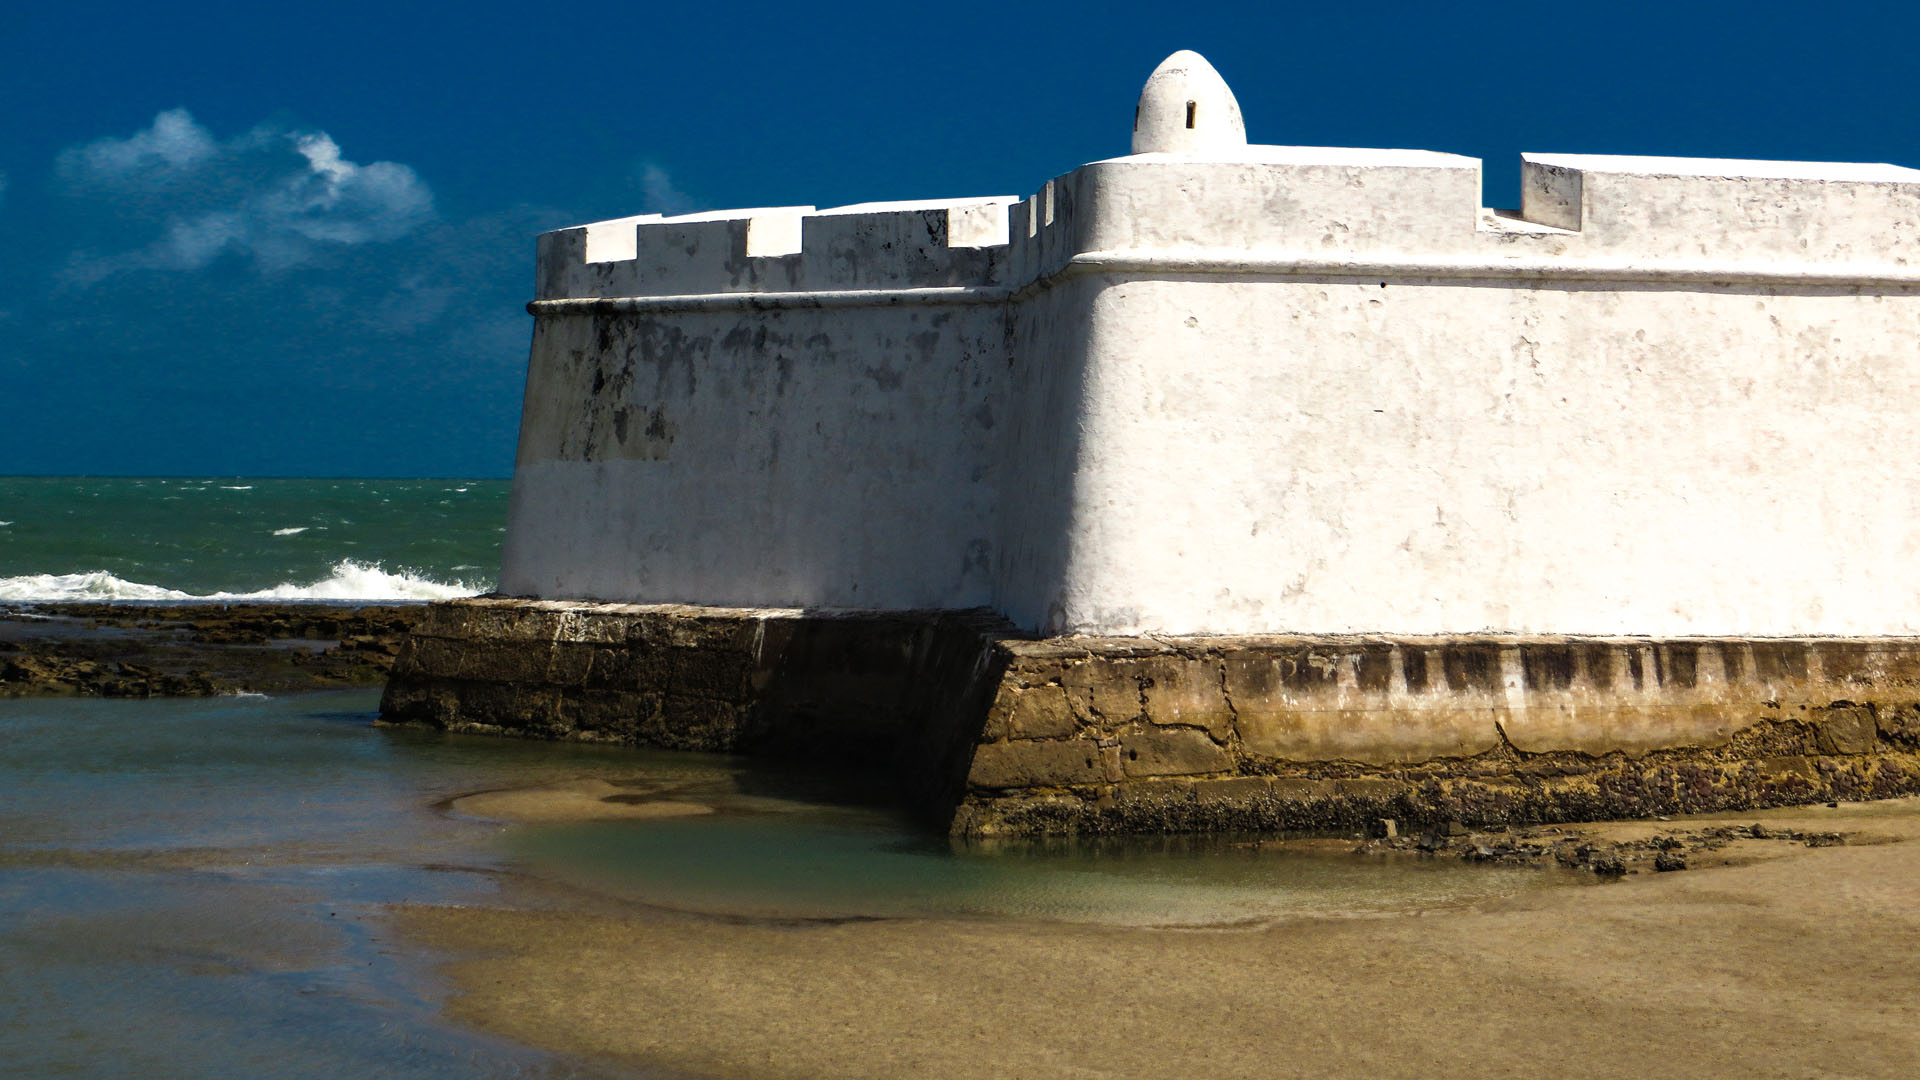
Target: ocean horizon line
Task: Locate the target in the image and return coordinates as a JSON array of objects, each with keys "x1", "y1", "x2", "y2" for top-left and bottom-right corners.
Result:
[{"x1": 0, "y1": 473, "x2": 514, "y2": 482}]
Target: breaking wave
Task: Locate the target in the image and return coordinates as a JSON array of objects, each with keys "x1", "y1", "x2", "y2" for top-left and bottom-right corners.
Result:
[{"x1": 0, "y1": 560, "x2": 483, "y2": 603}]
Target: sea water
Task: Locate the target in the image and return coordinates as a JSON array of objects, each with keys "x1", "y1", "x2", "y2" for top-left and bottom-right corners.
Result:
[
  {"x1": 1, "y1": 478, "x2": 1570, "y2": 1073},
  {"x1": 0, "y1": 476, "x2": 508, "y2": 601},
  {"x1": 0, "y1": 691, "x2": 1567, "y2": 1077}
]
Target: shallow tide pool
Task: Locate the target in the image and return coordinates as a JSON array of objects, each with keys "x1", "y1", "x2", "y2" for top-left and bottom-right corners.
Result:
[{"x1": 0, "y1": 690, "x2": 1569, "y2": 1077}]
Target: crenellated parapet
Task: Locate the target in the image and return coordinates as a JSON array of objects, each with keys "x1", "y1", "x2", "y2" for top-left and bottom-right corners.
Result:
[
  {"x1": 536, "y1": 147, "x2": 1920, "y2": 309},
  {"x1": 534, "y1": 196, "x2": 1018, "y2": 302},
  {"x1": 525, "y1": 44, "x2": 1920, "y2": 306}
]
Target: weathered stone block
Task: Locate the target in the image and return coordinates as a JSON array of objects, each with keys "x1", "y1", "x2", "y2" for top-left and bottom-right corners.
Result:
[
  {"x1": 1861, "y1": 645, "x2": 1920, "y2": 682},
  {"x1": 1755, "y1": 755, "x2": 1817, "y2": 779},
  {"x1": 1139, "y1": 656, "x2": 1232, "y2": 740},
  {"x1": 625, "y1": 615, "x2": 676, "y2": 649},
  {"x1": 1222, "y1": 655, "x2": 1279, "y2": 702},
  {"x1": 1002, "y1": 641, "x2": 1089, "y2": 662},
  {"x1": 967, "y1": 740, "x2": 1105, "y2": 790},
  {"x1": 1236, "y1": 705, "x2": 1499, "y2": 764},
  {"x1": 450, "y1": 640, "x2": 553, "y2": 684},
  {"x1": 1115, "y1": 778, "x2": 1196, "y2": 803},
  {"x1": 1749, "y1": 642, "x2": 1813, "y2": 684},
  {"x1": 1816, "y1": 643, "x2": 1876, "y2": 684},
  {"x1": 542, "y1": 641, "x2": 598, "y2": 684},
  {"x1": 377, "y1": 679, "x2": 437, "y2": 722},
  {"x1": 1193, "y1": 776, "x2": 1273, "y2": 804},
  {"x1": 1522, "y1": 646, "x2": 1578, "y2": 692},
  {"x1": 1074, "y1": 637, "x2": 1177, "y2": 658},
  {"x1": 1062, "y1": 659, "x2": 1144, "y2": 723},
  {"x1": 1441, "y1": 645, "x2": 1502, "y2": 694},
  {"x1": 981, "y1": 685, "x2": 1015, "y2": 742},
  {"x1": 1007, "y1": 664, "x2": 1062, "y2": 690},
  {"x1": 1120, "y1": 726, "x2": 1231, "y2": 777},
  {"x1": 583, "y1": 647, "x2": 669, "y2": 690},
  {"x1": 1333, "y1": 778, "x2": 1410, "y2": 800},
  {"x1": 1223, "y1": 650, "x2": 1344, "y2": 706},
  {"x1": 1501, "y1": 703, "x2": 1736, "y2": 758},
  {"x1": 638, "y1": 615, "x2": 745, "y2": 651},
  {"x1": 1270, "y1": 777, "x2": 1334, "y2": 802},
  {"x1": 1008, "y1": 685, "x2": 1077, "y2": 739},
  {"x1": 396, "y1": 635, "x2": 464, "y2": 678},
  {"x1": 1874, "y1": 703, "x2": 1920, "y2": 746},
  {"x1": 666, "y1": 646, "x2": 750, "y2": 700},
  {"x1": 471, "y1": 606, "x2": 565, "y2": 643},
  {"x1": 559, "y1": 688, "x2": 655, "y2": 739},
  {"x1": 1813, "y1": 705, "x2": 1879, "y2": 755},
  {"x1": 647, "y1": 695, "x2": 739, "y2": 752},
  {"x1": 553, "y1": 610, "x2": 633, "y2": 645},
  {"x1": 457, "y1": 682, "x2": 563, "y2": 731}
]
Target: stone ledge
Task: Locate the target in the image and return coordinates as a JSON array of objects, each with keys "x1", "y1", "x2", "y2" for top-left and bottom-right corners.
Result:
[{"x1": 380, "y1": 599, "x2": 1920, "y2": 837}]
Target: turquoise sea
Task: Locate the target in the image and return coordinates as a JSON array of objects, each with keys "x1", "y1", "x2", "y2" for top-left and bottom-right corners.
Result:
[{"x1": 0, "y1": 476, "x2": 510, "y2": 601}]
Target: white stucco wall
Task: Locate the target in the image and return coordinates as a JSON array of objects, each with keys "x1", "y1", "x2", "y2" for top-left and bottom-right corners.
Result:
[
  {"x1": 1015, "y1": 272, "x2": 1920, "y2": 636},
  {"x1": 502, "y1": 120, "x2": 1920, "y2": 637},
  {"x1": 502, "y1": 298, "x2": 1007, "y2": 611}
]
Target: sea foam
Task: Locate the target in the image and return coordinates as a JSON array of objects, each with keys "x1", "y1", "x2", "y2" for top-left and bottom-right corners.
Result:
[
  {"x1": 0, "y1": 572, "x2": 192, "y2": 602},
  {"x1": 0, "y1": 560, "x2": 482, "y2": 603}
]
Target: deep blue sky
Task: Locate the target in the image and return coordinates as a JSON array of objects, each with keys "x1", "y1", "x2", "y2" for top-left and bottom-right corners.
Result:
[{"x1": 3, "y1": 1, "x2": 1915, "y2": 477}]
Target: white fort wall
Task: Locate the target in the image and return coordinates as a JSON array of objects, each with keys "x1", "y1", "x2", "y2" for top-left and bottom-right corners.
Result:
[
  {"x1": 501, "y1": 145, "x2": 1920, "y2": 638},
  {"x1": 504, "y1": 199, "x2": 1014, "y2": 610}
]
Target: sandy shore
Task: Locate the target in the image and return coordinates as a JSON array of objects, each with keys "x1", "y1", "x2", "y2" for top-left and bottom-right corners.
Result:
[
  {"x1": 12, "y1": 601, "x2": 1916, "y2": 1075},
  {"x1": 396, "y1": 797, "x2": 1920, "y2": 1079},
  {"x1": 448, "y1": 778, "x2": 719, "y2": 823}
]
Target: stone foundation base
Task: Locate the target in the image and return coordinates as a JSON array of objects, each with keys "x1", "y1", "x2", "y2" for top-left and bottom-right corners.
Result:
[{"x1": 380, "y1": 598, "x2": 1920, "y2": 836}]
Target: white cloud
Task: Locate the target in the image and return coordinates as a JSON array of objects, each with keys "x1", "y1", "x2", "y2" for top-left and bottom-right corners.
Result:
[
  {"x1": 60, "y1": 109, "x2": 434, "y2": 282},
  {"x1": 637, "y1": 163, "x2": 696, "y2": 215},
  {"x1": 57, "y1": 107, "x2": 217, "y2": 185}
]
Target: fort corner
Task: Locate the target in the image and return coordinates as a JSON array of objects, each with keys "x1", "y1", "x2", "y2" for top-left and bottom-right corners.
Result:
[{"x1": 384, "y1": 51, "x2": 1920, "y2": 835}]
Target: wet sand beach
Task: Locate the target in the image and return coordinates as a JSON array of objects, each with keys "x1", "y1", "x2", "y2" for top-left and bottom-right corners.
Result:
[{"x1": 401, "y1": 798, "x2": 1920, "y2": 1080}]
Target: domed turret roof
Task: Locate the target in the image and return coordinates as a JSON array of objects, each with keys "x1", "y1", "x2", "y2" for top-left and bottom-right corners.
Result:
[{"x1": 1131, "y1": 50, "x2": 1247, "y2": 155}]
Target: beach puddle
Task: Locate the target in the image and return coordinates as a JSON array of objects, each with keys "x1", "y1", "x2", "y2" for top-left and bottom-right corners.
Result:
[
  {"x1": 441, "y1": 754, "x2": 1577, "y2": 928},
  {"x1": 496, "y1": 798, "x2": 1569, "y2": 928}
]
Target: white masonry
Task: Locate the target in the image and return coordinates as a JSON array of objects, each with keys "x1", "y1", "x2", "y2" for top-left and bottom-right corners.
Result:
[{"x1": 502, "y1": 51, "x2": 1920, "y2": 638}]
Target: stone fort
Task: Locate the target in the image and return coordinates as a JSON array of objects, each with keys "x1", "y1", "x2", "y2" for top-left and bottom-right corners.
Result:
[{"x1": 385, "y1": 52, "x2": 1920, "y2": 835}]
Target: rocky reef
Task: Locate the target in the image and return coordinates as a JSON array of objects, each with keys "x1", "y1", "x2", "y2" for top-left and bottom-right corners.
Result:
[{"x1": 0, "y1": 603, "x2": 424, "y2": 697}]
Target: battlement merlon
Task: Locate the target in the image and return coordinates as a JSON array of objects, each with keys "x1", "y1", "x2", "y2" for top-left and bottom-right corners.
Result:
[{"x1": 1519, "y1": 153, "x2": 1920, "y2": 263}]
